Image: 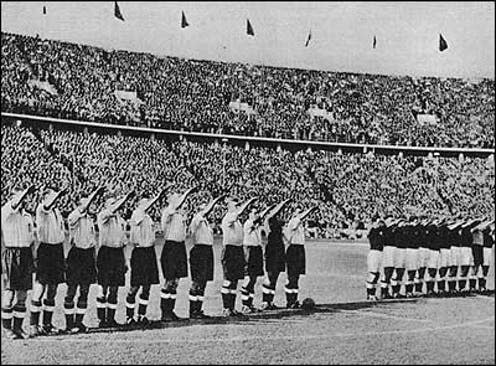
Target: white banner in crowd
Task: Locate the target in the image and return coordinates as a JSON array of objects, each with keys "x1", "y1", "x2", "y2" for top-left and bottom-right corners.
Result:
[
  {"x1": 228, "y1": 100, "x2": 256, "y2": 115},
  {"x1": 416, "y1": 113, "x2": 438, "y2": 125},
  {"x1": 114, "y1": 90, "x2": 143, "y2": 104}
]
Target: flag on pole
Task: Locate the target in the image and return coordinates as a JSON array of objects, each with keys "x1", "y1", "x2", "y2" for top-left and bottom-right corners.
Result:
[
  {"x1": 181, "y1": 11, "x2": 189, "y2": 28},
  {"x1": 42, "y1": 5, "x2": 46, "y2": 15},
  {"x1": 114, "y1": 1, "x2": 125, "y2": 21},
  {"x1": 439, "y1": 33, "x2": 448, "y2": 52},
  {"x1": 373, "y1": 35, "x2": 377, "y2": 49},
  {"x1": 305, "y1": 29, "x2": 312, "y2": 47},
  {"x1": 246, "y1": 19, "x2": 255, "y2": 36}
]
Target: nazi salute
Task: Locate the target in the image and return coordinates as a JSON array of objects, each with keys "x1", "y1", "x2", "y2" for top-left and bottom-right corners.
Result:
[
  {"x1": 1, "y1": 185, "x2": 36, "y2": 339},
  {"x1": 96, "y1": 190, "x2": 134, "y2": 328},
  {"x1": 30, "y1": 186, "x2": 69, "y2": 336},
  {"x1": 125, "y1": 188, "x2": 168, "y2": 326},
  {"x1": 65, "y1": 186, "x2": 105, "y2": 333}
]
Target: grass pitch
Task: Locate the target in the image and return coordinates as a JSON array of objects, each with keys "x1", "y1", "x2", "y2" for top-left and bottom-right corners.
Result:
[{"x1": 2, "y1": 240, "x2": 494, "y2": 364}]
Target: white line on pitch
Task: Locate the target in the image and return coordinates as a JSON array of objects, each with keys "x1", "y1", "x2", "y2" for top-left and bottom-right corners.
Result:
[
  {"x1": 26, "y1": 316, "x2": 495, "y2": 345},
  {"x1": 340, "y1": 309, "x2": 433, "y2": 323}
]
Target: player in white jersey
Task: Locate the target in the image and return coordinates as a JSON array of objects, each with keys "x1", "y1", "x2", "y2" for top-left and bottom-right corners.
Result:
[
  {"x1": 96, "y1": 191, "x2": 134, "y2": 328},
  {"x1": 30, "y1": 186, "x2": 68, "y2": 337},
  {"x1": 283, "y1": 206, "x2": 318, "y2": 308},
  {"x1": 1, "y1": 185, "x2": 36, "y2": 339},
  {"x1": 220, "y1": 197, "x2": 257, "y2": 317},
  {"x1": 188, "y1": 194, "x2": 226, "y2": 319},
  {"x1": 125, "y1": 189, "x2": 167, "y2": 326},
  {"x1": 64, "y1": 187, "x2": 104, "y2": 333},
  {"x1": 160, "y1": 186, "x2": 197, "y2": 321}
]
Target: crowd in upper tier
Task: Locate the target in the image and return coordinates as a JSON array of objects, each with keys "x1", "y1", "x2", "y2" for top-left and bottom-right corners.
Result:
[
  {"x1": 2, "y1": 122, "x2": 494, "y2": 239},
  {"x1": 2, "y1": 32, "x2": 494, "y2": 148}
]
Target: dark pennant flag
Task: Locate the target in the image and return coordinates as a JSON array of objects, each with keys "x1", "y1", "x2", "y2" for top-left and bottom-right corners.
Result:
[
  {"x1": 42, "y1": 5, "x2": 46, "y2": 15},
  {"x1": 373, "y1": 35, "x2": 377, "y2": 49},
  {"x1": 246, "y1": 19, "x2": 255, "y2": 36},
  {"x1": 114, "y1": 1, "x2": 125, "y2": 22},
  {"x1": 181, "y1": 11, "x2": 189, "y2": 28},
  {"x1": 305, "y1": 29, "x2": 312, "y2": 47},
  {"x1": 439, "y1": 33, "x2": 448, "y2": 52}
]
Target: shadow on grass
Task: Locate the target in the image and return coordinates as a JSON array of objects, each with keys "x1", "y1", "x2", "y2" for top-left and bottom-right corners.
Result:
[{"x1": 40, "y1": 290, "x2": 494, "y2": 337}]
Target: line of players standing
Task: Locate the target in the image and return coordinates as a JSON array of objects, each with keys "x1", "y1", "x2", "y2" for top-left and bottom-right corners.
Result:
[
  {"x1": 366, "y1": 216, "x2": 495, "y2": 300},
  {"x1": 1, "y1": 184, "x2": 318, "y2": 340}
]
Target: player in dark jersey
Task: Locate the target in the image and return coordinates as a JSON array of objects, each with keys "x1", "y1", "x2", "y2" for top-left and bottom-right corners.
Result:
[
  {"x1": 458, "y1": 219, "x2": 480, "y2": 293},
  {"x1": 425, "y1": 219, "x2": 440, "y2": 296},
  {"x1": 380, "y1": 217, "x2": 398, "y2": 299},
  {"x1": 479, "y1": 222, "x2": 494, "y2": 293},
  {"x1": 415, "y1": 218, "x2": 429, "y2": 296},
  {"x1": 392, "y1": 219, "x2": 408, "y2": 298},
  {"x1": 447, "y1": 219, "x2": 464, "y2": 296},
  {"x1": 405, "y1": 217, "x2": 420, "y2": 298},
  {"x1": 437, "y1": 222, "x2": 451, "y2": 296},
  {"x1": 366, "y1": 218, "x2": 386, "y2": 301},
  {"x1": 261, "y1": 199, "x2": 291, "y2": 310}
]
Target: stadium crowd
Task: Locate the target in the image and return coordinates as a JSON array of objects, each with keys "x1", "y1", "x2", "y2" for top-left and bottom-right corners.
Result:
[
  {"x1": 2, "y1": 32, "x2": 495, "y2": 148},
  {"x1": 1, "y1": 122, "x2": 494, "y2": 239}
]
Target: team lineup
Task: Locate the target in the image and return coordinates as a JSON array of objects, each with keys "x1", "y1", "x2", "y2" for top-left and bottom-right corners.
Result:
[
  {"x1": 1, "y1": 183, "x2": 318, "y2": 340},
  {"x1": 366, "y1": 216, "x2": 494, "y2": 301},
  {"x1": 2, "y1": 184, "x2": 494, "y2": 341}
]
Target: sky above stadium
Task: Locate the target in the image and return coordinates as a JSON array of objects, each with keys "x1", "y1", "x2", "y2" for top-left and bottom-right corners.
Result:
[{"x1": 1, "y1": 1, "x2": 494, "y2": 79}]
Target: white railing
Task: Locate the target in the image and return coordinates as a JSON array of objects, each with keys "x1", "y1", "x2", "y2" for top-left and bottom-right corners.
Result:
[{"x1": 1, "y1": 112, "x2": 494, "y2": 157}]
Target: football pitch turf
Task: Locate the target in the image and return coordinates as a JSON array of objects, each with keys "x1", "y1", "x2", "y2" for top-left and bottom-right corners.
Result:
[{"x1": 2, "y1": 239, "x2": 494, "y2": 364}]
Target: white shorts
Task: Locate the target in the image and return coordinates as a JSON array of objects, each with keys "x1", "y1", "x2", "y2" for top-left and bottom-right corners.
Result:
[
  {"x1": 367, "y1": 250, "x2": 382, "y2": 273},
  {"x1": 427, "y1": 249, "x2": 440, "y2": 269},
  {"x1": 449, "y1": 247, "x2": 461, "y2": 267},
  {"x1": 483, "y1": 247, "x2": 492, "y2": 267},
  {"x1": 394, "y1": 248, "x2": 407, "y2": 268},
  {"x1": 459, "y1": 247, "x2": 474, "y2": 267},
  {"x1": 405, "y1": 248, "x2": 418, "y2": 271},
  {"x1": 382, "y1": 246, "x2": 395, "y2": 268},
  {"x1": 418, "y1": 247, "x2": 430, "y2": 268},
  {"x1": 439, "y1": 248, "x2": 450, "y2": 268}
]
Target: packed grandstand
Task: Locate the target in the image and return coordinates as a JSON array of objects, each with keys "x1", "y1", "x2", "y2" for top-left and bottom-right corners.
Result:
[{"x1": 1, "y1": 31, "x2": 495, "y2": 238}]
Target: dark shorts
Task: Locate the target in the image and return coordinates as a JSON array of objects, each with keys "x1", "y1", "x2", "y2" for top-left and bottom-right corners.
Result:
[
  {"x1": 221, "y1": 245, "x2": 245, "y2": 281},
  {"x1": 472, "y1": 245, "x2": 483, "y2": 267},
  {"x1": 66, "y1": 246, "x2": 97, "y2": 287},
  {"x1": 1, "y1": 247, "x2": 34, "y2": 291},
  {"x1": 245, "y1": 246, "x2": 264, "y2": 277},
  {"x1": 265, "y1": 242, "x2": 286, "y2": 273},
  {"x1": 160, "y1": 240, "x2": 188, "y2": 280},
  {"x1": 189, "y1": 245, "x2": 214, "y2": 283},
  {"x1": 36, "y1": 243, "x2": 66, "y2": 285},
  {"x1": 131, "y1": 246, "x2": 159, "y2": 286},
  {"x1": 286, "y1": 244, "x2": 306, "y2": 277},
  {"x1": 97, "y1": 246, "x2": 126, "y2": 287}
]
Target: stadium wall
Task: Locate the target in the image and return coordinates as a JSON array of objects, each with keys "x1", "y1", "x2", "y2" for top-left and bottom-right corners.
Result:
[{"x1": 1, "y1": 112, "x2": 494, "y2": 158}]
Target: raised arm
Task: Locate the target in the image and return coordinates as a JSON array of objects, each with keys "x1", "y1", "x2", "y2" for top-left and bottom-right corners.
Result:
[
  {"x1": 11, "y1": 184, "x2": 36, "y2": 211},
  {"x1": 173, "y1": 186, "x2": 199, "y2": 210},
  {"x1": 109, "y1": 190, "x2": 135, "y2": 215},
  {"x1": 237, "y1": 197, "x2": 257, "y2": 216},
  {"x1": 202, "y1": 194, "x2": 226, "y2": 217},
  {"x1": 266, "y1": 198, "x2": 292, "y2": 221},
  {"x1": 43, "y1": 187, "x2": 69, "y2": 211},
  {"x1": 143, "y1": 188, "x2": 168, "y2": 213},
  {"x1": 299, "y1": 206, "x2": 318, "y2": 221}
]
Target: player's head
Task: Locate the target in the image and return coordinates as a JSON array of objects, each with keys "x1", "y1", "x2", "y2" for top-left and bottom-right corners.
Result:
[
  {"x1": 198, "y1": 202, "x2": 207, "y2": 212},
  {"x1": 42, "y1": 186, "x2": 58, "y2": 201},
  {"x1": 226, "y1": 196, "x2": 239, "y2": 211},
  {"x1": 105, "y1": 195, "x2": 117, "y2": 208},
  {"x1": 138, "y1": 198, "x2": 149, "y2": 209},
  {"x1": 11, "y1": 185, "x2": 28, "y2": 209}
]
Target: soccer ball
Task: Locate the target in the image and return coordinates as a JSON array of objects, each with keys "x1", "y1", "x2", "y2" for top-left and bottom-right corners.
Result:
[{"x1": 301, "y1": 297, "x2": 316, "y2": 311}]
